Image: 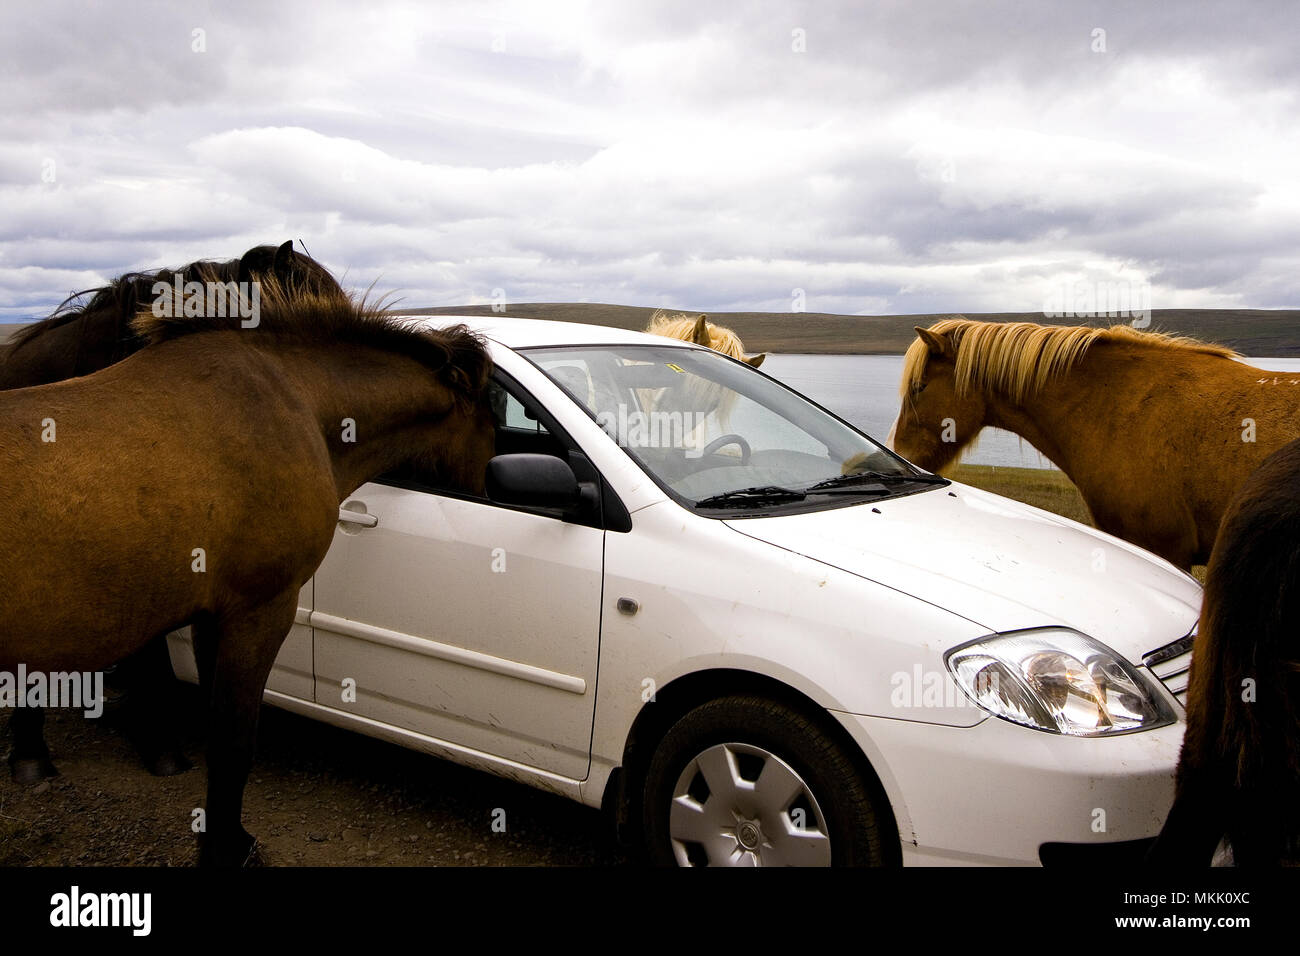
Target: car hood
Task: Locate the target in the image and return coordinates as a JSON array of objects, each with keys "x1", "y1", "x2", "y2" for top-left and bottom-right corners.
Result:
[{"x1": 724, "y1": 480, "x2": 1201, "y2": 663}]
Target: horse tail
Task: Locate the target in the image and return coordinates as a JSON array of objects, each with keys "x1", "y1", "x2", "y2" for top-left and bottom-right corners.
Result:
[{"x1": 1151, "y1": 438, "x2": 1300, "y2": 866}]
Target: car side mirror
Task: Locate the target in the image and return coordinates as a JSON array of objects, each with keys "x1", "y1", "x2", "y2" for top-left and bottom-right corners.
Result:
[{"x1": 486, "y1": 454, "x2": 597, "y2": 513}]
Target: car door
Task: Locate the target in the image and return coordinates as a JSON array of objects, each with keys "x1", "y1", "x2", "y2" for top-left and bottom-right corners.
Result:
[
  {"x1": 164, "y1": 583, "x2": 313, "y2": 700},
  {"x1": 309, "y1": 374, "x2": 605, "y2": 780}
]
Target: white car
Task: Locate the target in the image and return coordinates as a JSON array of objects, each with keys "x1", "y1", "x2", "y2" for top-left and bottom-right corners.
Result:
[{"x1": 170, "y1": 316, "x2": 1200, "y2": 866}]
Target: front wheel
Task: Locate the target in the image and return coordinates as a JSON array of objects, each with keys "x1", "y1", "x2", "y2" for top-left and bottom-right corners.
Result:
[{"x1": 641, "y1": 695, "x2": 890, "y2": 866}]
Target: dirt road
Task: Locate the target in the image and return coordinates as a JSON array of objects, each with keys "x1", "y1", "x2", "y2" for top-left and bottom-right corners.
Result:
[{"x1": 0, "y1": 684, "x2": 627, "y2": 867}]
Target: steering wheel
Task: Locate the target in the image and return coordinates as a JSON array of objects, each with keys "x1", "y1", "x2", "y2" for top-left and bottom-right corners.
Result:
[{"x1": 700, "y1": 433, "x2": 752, "y2": 464}]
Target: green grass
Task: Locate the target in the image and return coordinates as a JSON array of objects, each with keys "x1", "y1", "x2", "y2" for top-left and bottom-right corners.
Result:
[
  {"x1": 947, "y1": 463, "x2": 1093, "y2": 524},
  {"x1": 949, "y1": 463, "x2": 1207, "y2": 582}
]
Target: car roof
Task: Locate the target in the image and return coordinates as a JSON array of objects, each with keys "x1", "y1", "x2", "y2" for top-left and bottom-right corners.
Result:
[{"x1": 401, "y1": 314, "x2": 699, "y2": 351}]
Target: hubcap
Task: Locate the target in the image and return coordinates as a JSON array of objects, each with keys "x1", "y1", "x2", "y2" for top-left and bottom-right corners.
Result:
[{"x1": 668, "y1": 742, "x2": 831, "y2": 866}]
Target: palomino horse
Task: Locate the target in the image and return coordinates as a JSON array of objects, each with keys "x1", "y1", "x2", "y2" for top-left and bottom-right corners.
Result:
[
  {"x1": 645, "y1": 312, "x2": 766, "y2": 368},
  {"x1": 1148, "y1": 438, "x2": 1300, "y2": 865},
  {"x1": 1, "y1": 241, "x2": 347, "y2": 782},
  {"x1": 642, "y1": 312, "x2": 767, "y2": 454},
  {"x1": 887, "y1": 318, "x2": 1300, "y2": 570},
  {"x1": 0, "y1": 280, "x2": 494, "y2": 865}
]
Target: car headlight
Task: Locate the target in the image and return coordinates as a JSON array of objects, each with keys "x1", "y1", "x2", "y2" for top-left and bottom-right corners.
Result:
[{"x1": 944, "y1": 629, "x2": 1176, "y2": 736}]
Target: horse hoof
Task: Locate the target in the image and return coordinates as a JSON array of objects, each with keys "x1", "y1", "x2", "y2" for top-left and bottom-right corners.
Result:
[
  {"x1": 199, "y1": 831, "x2": 260, "y2": 868},
  {"x1": 8, "y1": 756, "x2": 58, "y2": 785},
  {"x1": 144, "y1": 751, "x2": 193, "y2": 777}
]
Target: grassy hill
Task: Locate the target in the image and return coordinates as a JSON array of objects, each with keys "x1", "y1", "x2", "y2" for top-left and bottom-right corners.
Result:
[
  {"x1": 397, "y1": 303, "x2": 1300, "y2": 356},
  {"x1": 7, "y1": 303, "x2": 1300, "y2": 355}
]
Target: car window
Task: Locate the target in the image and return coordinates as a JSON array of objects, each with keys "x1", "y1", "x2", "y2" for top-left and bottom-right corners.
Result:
[
  {"x1": 525, "y1": 345, "x2": 937, "y2": 514},
  {"x1": 501, "y1": 387, "x2": 549, "y2": 434}
]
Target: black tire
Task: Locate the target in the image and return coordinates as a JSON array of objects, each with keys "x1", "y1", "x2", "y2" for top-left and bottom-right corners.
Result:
[{"x1": 641, "y1": 694, "x2": 889, "y2": 866}]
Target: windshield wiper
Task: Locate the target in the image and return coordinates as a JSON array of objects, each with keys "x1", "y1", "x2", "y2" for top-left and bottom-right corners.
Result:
[
  {"x1": 695, "y1": 472, "x2": 947, "y2": 509},
  {"x1": 805, "y1": 470, "x2": 949, "y2": 492},
  {"x1": 695, "y1": 485, "x2": 808, "y2": 509}
]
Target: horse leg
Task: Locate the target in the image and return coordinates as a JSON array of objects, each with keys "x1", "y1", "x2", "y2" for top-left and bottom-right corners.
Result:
[
  {"x1": 197, "y1": 594, "x2": 297, "y2": 867},
  {"x1": 191, "y1": 613, "x2": 219, "y2": 714},
  {"x1": 6, "y1": 706, "x2": 58, "y2": 784},
  {"x1": 1145, "y1": 765, "x2": 1229, "y2": 866},
  {"x1": 120, "y1": 633, "x2": 193, "y2": 777},
  {"x1": 1226, "y1": 787, "x2": 1293, "y2": 867}
]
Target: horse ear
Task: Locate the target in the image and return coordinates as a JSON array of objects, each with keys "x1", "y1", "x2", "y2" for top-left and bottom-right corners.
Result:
[
  {"x1": 274, "y1": 240, "x2": 295, "y2": 273},
  {"x1": 745, "y1": 353, "x2": 766, "y2": 368},
  {"x1": 915, "y1": 326, "x2": 954, "y2": 359},
  {"x1": 692, "y1": 314, "x2": 710, "y2": 346},
  {"x1": 237, "y1": 253, "x2": 258, "y2": 287}
]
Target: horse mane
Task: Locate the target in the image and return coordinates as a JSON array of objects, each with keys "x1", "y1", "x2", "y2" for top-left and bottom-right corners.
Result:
[
  {"x1": 130, "y1": 276, "x2": 491, "y2": 400},
  {"x1": 646, "y1": 310, "x2": 749, "y2": 361},
  {"x1": 12, "y1": 258, "x2": 241, "y2": 353},
  {"x1": 902, "y1": 317, "x2": 1240, "y2": 404},
  {"x1": 643, "y1": 310, "x2": 750, "y2": 425},
  {"x1": 8, "y1": 244, "x2": 344, "y2": 354}
]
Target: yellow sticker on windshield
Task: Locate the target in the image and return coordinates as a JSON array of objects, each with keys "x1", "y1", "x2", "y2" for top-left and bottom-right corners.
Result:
[{"x1": 666, "y1": 363, "x2": 685, "y2": 373}]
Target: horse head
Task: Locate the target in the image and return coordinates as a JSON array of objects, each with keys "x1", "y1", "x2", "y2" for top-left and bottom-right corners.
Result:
[
  {"x1": 2, "y1": 242, "x2": 350, "y2": 390},
  {"x1": 236, "y1": 240, "x2": 346, "y2": 302},
  {"x1": 406, "y1": 325, "x2": 498, "y2": 497},
  {"x1": 685, "y1": 314, "x2": 766, "y2": 368},
  {"x1": 888, "y1": 324, "x2": 987, "y2": 472},
  {"x1": 647, "y1": 311, "x2": 766, "y2": 368}
]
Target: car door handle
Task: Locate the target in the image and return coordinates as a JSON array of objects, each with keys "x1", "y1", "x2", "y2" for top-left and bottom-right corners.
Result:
[{"x1": 337, "y1": 507, "x2": 378, "y2": 528}]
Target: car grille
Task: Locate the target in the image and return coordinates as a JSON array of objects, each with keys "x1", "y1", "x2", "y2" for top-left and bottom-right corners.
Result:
[{"x1": 1142, "y1": 629, "x2": 1196, "y2": 705}]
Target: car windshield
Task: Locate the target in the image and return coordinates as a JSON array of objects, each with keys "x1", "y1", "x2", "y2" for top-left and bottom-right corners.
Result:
[{"x1": 523, "y1": 344, "x2": 943, "y2": 513}]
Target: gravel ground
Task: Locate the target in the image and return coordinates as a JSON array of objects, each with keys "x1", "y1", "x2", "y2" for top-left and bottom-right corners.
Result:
[{"x1": 0, "y1": 683, "x2": 629, "y2": 867}]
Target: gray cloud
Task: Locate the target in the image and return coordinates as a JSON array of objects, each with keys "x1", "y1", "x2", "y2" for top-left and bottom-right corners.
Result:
[{"x1": 2, "y1": 0, "x2": 1299, "y2": 321}]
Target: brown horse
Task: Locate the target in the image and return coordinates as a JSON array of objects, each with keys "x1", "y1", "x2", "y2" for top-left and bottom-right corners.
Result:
[
  {"x1": 2, "y1": 240, "x2": 342, "y2": 387},
  {"x1": 1, "y1": 241, "x2": 348, "y2": 782},
  {"x1": 0, "y1": 280, "x2": 494, "y2": 865},
  {"x1": 1148, "y1": 438, "x2": 1300, "y2": 866},
  {"x1": 887, "y1": 318, "x2": 1300, "y2": 570}
]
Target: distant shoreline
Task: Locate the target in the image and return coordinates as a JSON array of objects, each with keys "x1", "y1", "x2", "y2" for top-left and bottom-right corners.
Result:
[
  {"x1": 404, "y1": 303, "x2": 1300, "y2": 356},
  {"x1": 7, "y1": 302, "x2": 1300, "y2": 355}
]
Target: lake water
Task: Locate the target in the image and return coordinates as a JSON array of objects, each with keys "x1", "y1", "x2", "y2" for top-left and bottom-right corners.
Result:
[{"x1": 763, "y1": 354, "x2": 1300, "y2": 470}]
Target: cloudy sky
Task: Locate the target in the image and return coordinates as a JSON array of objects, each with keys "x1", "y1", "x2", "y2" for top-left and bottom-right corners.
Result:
[{"x1": 2, "y1": 0, "x2": 1298, "y2": 321}]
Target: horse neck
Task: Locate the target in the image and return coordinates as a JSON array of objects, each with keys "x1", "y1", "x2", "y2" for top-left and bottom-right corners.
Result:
[
  {"x1": 977, "y1": 350, "x2": 1123, "y2": 475},
  {"x1": 0, "y1": 309, "x2": 132, "y2": 389},
  {"x1": 269, "y1": 342, "x2": 457, "y2": 498},
  {"x1": 979, "y1": 341, "x2": 1229, "y2": 476},
  {"x1": 979, "y1": 402, "x2": 1073, "y2": 472}
]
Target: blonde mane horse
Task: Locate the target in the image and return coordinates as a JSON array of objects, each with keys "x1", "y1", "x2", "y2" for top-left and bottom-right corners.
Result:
[
  {"x1": 642, "y1": 312, "x2": 766, "y2": 453},
  {"x1": 888, "y1": 317, "x2": 1300, "y2": 570},
  {"x1": 645, "y1": 311, "x2": 767, "y2": 368}
]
